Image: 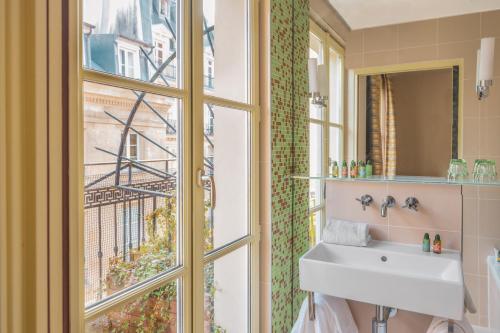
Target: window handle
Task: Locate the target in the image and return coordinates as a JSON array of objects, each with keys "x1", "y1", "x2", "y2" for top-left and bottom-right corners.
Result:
[{"x1": 196, "y1": 168, "x2": 216, "y2": 209}]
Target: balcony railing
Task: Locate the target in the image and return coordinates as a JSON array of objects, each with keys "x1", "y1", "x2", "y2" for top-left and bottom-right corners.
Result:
[{"x1": 204, "y1": 75, "x2": 214, "y2": 89}]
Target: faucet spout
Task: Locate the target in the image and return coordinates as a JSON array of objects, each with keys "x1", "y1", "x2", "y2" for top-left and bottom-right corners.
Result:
[{"x1": 380, "y1": 196, "x2": 396, "y2": 217}]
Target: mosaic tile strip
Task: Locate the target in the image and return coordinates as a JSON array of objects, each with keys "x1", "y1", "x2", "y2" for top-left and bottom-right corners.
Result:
[{"x1": 270, "y1": 0, "x2": 309, "y2": 331}]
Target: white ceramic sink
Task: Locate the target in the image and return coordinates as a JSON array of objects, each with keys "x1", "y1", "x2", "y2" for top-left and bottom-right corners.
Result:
[{"x1": 300, "y1": 241, "x2": 464, "y2": 320}]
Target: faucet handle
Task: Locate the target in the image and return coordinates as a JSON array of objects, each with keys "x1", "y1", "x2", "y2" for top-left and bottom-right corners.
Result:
[
  {"x1": 356, "y1": 194, "x2": 373, "y2": 211},
  {"x1": 402, "y1": 197, "x2": 419, "y2": 211}
]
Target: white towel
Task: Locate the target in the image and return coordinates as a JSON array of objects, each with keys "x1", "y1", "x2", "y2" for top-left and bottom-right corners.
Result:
[
  {"x1": 322, "y1": 219, "x2": 371, "y2": 247},
  {"x1": 426, "y1": 317, "x2": 474, "y2": 333},
  {"x1": 291, "y1": 294, "x2": 358, "y2": 333}
]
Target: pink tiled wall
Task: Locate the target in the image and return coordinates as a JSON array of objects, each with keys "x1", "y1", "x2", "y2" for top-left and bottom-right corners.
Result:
[
  {"x1": 326, "y1": 181, "x2": 462, "y2": 332},
  {"x1": 326, "y1": 182, "x2": 462, "y2": 249},
  {"x1": 343, "y1": 9, "x2": 500, "y2": 328}
]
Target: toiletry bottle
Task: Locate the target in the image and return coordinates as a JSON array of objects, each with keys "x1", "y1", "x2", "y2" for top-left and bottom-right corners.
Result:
[
  {"x1": 433, "y1": 234, "x2": 442, "y2": 254},
  {"x1": 350, "y1": 160, "x2": 357, "y2": 178},
  {"x1": 358, "y1": 160, "x2": 366, "y2": 178},
  {"x1": 366, "y1": 160, "x2": 373, "y2": 177},
  {"x1": 341, "y1": 160, "x2": 348, "y2": 178},
  {"x1": 332, "y1": 161, "x2": 339, "y2": 178},
  {"x1": 423, "y1": 233, "x2": 430, "y2": 252}
]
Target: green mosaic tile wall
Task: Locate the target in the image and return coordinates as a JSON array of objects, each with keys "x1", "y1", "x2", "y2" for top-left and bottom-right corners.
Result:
[{"x1": 270, "y1": 0, "x2": 309, "y2": 331}]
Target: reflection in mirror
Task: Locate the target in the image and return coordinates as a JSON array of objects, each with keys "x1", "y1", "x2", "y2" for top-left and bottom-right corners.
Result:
[{"x1": 357, "y1": 67, "x2": 459, "y2": 177}]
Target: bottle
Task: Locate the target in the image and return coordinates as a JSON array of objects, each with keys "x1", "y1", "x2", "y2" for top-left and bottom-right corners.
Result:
[
  {"x1": 366, "y1": 160, "x2": 373, "y2": 177},
  {"x1": 433, "y1": 234, "x2": 442, "y2": 254},
  {"x1": 332, "y1": 161, "x2": 339, "y2": 178},
  {"x1": 341, "y1": 160, "x2": 348, "y2": 178},
  {"x1": 358, "y1": 160, "x2": 366, "y2": 178},
  {"x1": 423, "y1": 233, "x2": 430, "y2": 252},
  {"x1": 350, "y1": 160, "x2": 357, "y2": 178}
]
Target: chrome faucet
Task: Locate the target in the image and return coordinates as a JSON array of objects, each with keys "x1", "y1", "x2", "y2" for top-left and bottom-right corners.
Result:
[
  {"x1": 356, "y1": 194, "x2": 373, "y2": 211},
  {"x1": 380, "y1": 196, "x2": 396, "y2": 217},
  {"x1": 402, "y1": 197, "x2": 419, "y2": 211}
]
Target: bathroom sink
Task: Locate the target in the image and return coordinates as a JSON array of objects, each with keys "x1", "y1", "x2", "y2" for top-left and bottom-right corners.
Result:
[{"x1": 299, "y1": 241, "x2": 464, "y2": 320}]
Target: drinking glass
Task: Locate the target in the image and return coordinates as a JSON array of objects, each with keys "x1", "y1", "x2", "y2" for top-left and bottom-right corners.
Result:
[
  {"x1": 473, "y1": 159, "x2": 497, "y2": 183},
  {"x1": 447, "y1": 159, "x2": 468, "y2": 181}
]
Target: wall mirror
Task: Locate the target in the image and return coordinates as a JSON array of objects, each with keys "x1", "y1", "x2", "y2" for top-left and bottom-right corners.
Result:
[{"x1": 352, "y1": 61, "x2": 462, "y2": 178}]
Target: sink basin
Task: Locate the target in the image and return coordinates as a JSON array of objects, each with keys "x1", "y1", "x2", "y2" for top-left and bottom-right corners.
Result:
[{"x1": 300, "y1": 241, "x2": 464, "y2": 320}]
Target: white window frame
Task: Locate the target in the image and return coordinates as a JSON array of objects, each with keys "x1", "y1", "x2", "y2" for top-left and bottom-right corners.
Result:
[
  {"x1": 309, "y1": 19, "x2": 345, "y2": 244},
  {"x1": 117, "y1": 44, "x2": 140, "y2": 79},
  {"x1": 126, "y1": 132, "x2": 140, "y2": 161}
]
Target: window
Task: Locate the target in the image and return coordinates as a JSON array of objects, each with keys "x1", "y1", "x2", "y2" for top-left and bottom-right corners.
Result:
[
  {"x1": 126, "y1": 133, "x2": 139, "y2": 160},
  {"x1": 308, "y1": 20, "x2": 345, "y2": 244},
  {"x1": 118, "y1": 48, "x2": 137, "y2": 78},
  {"x1": 80, "y1": 0, "x2": 258, "y2": 332},
  {"x1": 155, "y1": 41, "x2": 164, "y2": 67}
]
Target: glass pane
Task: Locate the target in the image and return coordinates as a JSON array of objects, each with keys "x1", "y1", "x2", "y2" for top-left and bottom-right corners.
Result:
[
  {"x1": 86, "y1": 279, "x2": 179, "y2": 332},
  {"x1": 329, "y1": 126, "x2": 341, "y2": 163},
  {"x1": 204, "y1": 246, "x2": 249, "y2": 332},
  {"x1": 82, "y1": 0, "x2": 180, "y2": 87},
  {"x1": 203, "y1": 0, "x2": 249, "y2": 102},
  {"x1": 329, "y1": 48, "x2": 343, "y2": 124},
  {"x1": 203, "y1": 104, "x2": 249, "y2": 253},
  {"x1": 309, "y1": 210, "x2": 322, "y2": 247},
  {"x1": 83, "y1": 82, "x2": 181, "y2": 307},
  {"x1": 309, "y1": 32, "x2": 323, "y2": 120},
  {"x1": 310, "y1": 122, "x2": 323, "y2": 208}
]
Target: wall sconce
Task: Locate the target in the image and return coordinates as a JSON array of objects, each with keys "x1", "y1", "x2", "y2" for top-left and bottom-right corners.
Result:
[
  {"x1": 308, "y1": 58, "x2": 328, "y2": 107},
  {"x1": 476, "y1": 37, "x2": 496, "y2": 100}
]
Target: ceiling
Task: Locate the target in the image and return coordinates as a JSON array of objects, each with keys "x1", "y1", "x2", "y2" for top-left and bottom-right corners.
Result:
[{"x1": 329, "y1": 0, "x2": 500, "y2": 30}]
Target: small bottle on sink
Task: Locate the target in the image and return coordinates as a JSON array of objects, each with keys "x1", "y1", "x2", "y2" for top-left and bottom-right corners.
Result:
[
  {"x1": 423, "y1": 233, "x2": 430, "y2": 252},
  {"x1": 433, "y1": 234, "x2": 442, "y2": 254}
]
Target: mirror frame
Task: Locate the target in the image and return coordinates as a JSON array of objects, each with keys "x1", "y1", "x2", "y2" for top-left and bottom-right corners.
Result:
[{"x1": 346, "y1": 59, "x2": 464, "y2": 164}]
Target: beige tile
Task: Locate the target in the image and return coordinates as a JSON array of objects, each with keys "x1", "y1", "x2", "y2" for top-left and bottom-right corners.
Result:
[
  {"x1": 478, "y1": 199, "x2": 500, "y2": 238},
  {"x1": 481, "y1": 10, "x2": 500, "y2": 38},
  {"x1": 363, "y1": 25, "x2": 398, "y2": 52},
  {"x1": 478, "y1": 237, "x2": 500, "y2": 275},
  {"x1": 325, "y1": 182, "x2": 389, "y2": 225},
  {"x1": 463, "y1": 197, "x2": 478, "y2": 236},
  {"x1": 345, "y1": 52, "x2": 363, "y2": 69},
  {"x1": 479, "y1": 276, "x2": 488, "y2": 317},
  {"x1": 438, "y1": 13, "x2": 480, "y2": 43},
  {"x1": 463, "y1": 236, "x2": 479, "y2": 274},
  {"x1": 398, "y1": 45, "x2": 438, "y2": 64},
  {"x1": 369, "y1": 224, "x2": 389, "y2": 241},
  {"x1": 388, "y1": 226, "x2": 461, "y2": 250},
  {"x1": 462, "y1": 117, "x2": 480, "y2": 156},
  {"x1": 346, "y1": 30, "x2": 363, "y2": 54},
  {"x1": 363, "y1": 50, "x2": 398, "y2": 67},
  {"x1": 462, "y1": 184, "x2": 479, "y2": 198},
  {"x1": 387, "y1": 183, "x2": 461, "y2": 231},
  {"x1": 462, "y1": 79, "x2": 480, "y2": 117},
  {"x1": 464, "y1": 273, "x2": 480, "y2": 314},
  {"x1": 438, "y1": 39, "x2": 480, "y2": 80},
  {"x1": 478, "y1": 186, "x2": 500, "y2": 200},
  {"x1": 479, "y1": 117, "x2": 500, "y2": 156},
  {"x1": 398, "y1": 19, "x2": 438, "y2": 48}
]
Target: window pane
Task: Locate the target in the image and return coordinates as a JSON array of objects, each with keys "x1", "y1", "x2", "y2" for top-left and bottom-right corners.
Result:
[
  {"x1": 203, "y1": 0, "x2": 249, "y2": 102},
  {"x1": 204, "y1": 246, "x2": 249, "y2": 332},
  {"x1": 85, "y1": 279, "x2": 179, "y2": 332},
  {"x1": 310, "y1": 123, "x2": 323, "y2": 208},
  {"x1": 84, "y1": 82, "x2": 181, "y2": 307},
  {"x1": 309, "y1": 210, "x2": 322, "y2": 247},
  {"x1": 82, "y1": 0, "x2": 180, "y2": 87},
  {"x1": 309, "y1": 32, "x2": 324, "y2": 120},
  {"x1": 203, "y1": 104, "x2": 249, "y2": 253},
  {"x1": 329, "y1": 126, "x2": 341, "y2": 163},
  {"x1": 329, "y1": 48, "x2": 343, "y2": 124}
]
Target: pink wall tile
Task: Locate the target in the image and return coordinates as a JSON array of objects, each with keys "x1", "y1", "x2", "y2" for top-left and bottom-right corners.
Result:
[{"x1": 388, "y1": 226, "x2": 461, "y2": 250}]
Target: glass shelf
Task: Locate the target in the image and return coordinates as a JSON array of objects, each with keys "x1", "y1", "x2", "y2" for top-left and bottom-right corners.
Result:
[{"x1": 290, "y1": 174, "x2": 500, "y2": 187}]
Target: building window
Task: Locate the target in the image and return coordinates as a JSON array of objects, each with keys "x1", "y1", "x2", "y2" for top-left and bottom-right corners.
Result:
[
  {"x1": 119, "y1": 48, "x2": 136, "y2": 78},
  {"x1": 308, "y1": 20, "x2": 345, "y2": 246},
  {"x1": 155, "y1": 41, "x2": 164, "y2": 67},
  {"x1": 127, "y1": 133, "x2": 139, "y2": 160}
]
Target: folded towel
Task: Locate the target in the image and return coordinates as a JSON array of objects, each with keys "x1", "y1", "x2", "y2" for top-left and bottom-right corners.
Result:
[
  {"x1": 291, "y1": 294, "x2": 358, "y2": 333},
  {"x1": 426, "y1": 317, "x2": 474, "y2": 333},
  {"x1": 322, "y1": 219, "x2": 371, "y2": 247}
]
